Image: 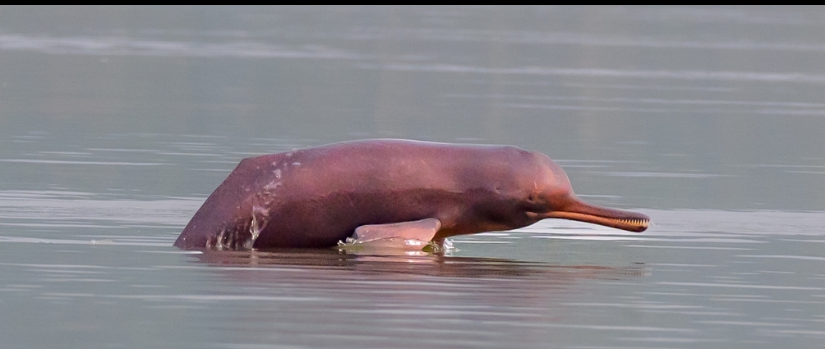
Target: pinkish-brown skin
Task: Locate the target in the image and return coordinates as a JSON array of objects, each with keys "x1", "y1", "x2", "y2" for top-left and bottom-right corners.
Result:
[{"x1": 174, "y1": 139, "x2": 649, "y2": 250}]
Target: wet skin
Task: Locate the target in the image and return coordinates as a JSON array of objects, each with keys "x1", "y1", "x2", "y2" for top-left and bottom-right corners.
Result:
[{"x1": 174, "y1": 139, "x2": 649, "y2": 250}]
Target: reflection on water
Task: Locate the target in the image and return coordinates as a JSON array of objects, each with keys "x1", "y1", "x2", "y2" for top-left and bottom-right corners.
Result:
[{"x1": 196, "y1": 248, "x2": 647, "y2": 280}]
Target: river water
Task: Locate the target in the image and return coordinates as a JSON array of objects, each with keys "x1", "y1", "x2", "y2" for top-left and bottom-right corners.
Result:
[{"x1": 1, "y1": 6, "x2": 824, "y2": 348}]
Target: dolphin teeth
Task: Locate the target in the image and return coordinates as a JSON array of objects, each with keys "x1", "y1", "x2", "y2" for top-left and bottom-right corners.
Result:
[{"x1": 617, "y1": 218, "x2": 648, "y2": 225}]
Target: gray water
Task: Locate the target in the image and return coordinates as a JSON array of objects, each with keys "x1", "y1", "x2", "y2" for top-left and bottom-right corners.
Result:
[{"x1": 1, "y1": 6, "x2": 825, "y2": 348}]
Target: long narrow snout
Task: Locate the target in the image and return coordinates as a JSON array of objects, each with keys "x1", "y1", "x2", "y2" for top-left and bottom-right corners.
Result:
[{"x1": 542, "y1": 197, "x2": 649, "y2": 232}]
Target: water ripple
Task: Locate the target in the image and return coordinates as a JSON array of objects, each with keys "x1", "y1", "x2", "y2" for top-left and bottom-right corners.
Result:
[{"x1": 0, "y1": 35, "x2": 365, "y2": 59}]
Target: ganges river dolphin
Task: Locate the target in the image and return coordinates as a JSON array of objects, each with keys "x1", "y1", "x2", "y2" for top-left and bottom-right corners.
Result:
[{"x1": 174, "y1": 139, "x2": 649, "y2": 250}]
